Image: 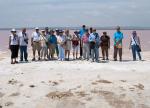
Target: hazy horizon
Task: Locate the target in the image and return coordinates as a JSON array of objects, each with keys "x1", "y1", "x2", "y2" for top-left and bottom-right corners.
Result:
[{"x1": 0, "y1": 0, "x2": 150, "y2": 28}]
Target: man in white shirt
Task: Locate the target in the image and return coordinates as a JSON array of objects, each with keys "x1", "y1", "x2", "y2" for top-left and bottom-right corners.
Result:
[
  {"x1": 31, "y1": 27, "x2": 41, "y2": 61},
  {"x1": 18, "y1": 28, "x2": 28, "y2": 62}
]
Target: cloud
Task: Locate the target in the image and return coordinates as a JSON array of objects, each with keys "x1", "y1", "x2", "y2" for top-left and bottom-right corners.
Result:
[{"x1": 0, "y1": 0, "x2": 150, "y2": 27}]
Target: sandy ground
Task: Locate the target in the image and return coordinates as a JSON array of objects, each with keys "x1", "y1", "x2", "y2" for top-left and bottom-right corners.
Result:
[{"x1": 0, "y1": 51, "x2": 150, "y2": 108}]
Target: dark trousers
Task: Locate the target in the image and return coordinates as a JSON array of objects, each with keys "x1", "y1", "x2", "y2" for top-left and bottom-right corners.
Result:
[
  {"x1": 80, "y1": 39, "x2": 83, "y2": 57},
  {"x1": 131, "y1": 45, "x2": 141, "y2": 60},
  {"x1": 114, "y1": 46, "x2": 122, "y2": 60},
  {"x1": 101, "y1": 46, "x2": 109, "y2": 59},
  {"x1": 10, "y1": 45, "x2": 19, "y2": 59},
  {"x1": 20, "y1": 46, "x2": 28, "y2": 61}
]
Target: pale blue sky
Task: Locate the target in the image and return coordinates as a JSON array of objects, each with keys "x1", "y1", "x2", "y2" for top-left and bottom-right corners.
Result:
[{"x1": 0, "y1": 0, "x2": 150, "y2": 28}]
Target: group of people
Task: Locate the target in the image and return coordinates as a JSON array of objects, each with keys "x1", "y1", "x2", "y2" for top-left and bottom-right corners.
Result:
[{"x1": 9, "y1": 25, "x2": 142, "y2": 64}]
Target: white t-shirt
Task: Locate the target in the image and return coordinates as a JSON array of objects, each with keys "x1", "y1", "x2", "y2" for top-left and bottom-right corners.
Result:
[
  {"x1": 10, "y1": 34, "x2": 19, "y2": 45},
  {"x1": 18, "y1": 32, "x2": 28, "y2": 46},
  {"x1": 32, "y1": 32, "x2": 41, "y2": 42}
]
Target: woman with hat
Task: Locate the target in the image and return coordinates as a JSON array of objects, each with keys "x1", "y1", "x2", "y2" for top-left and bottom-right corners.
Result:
[
  {"x1": 9, "y1": 29, "x2": 19, "y2": 64},
  {"x1": 57, "y1": 30, "x2": 66, "y2": 61},
  {"x1": 40, "y1": 30, "x2": 48, "y2": 61}
]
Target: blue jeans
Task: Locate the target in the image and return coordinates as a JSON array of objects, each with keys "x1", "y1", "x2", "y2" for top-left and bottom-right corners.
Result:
[
  {"x1": 58, "y1": 44, "x2": 65, "y2": 60},
  {"x1": 20, "y1": 46, "x2": 28, "y2": 61},
  {"x1": 131, "y1": 45, "x2": 141, "y2": 60},
  {"x1": 91, "y1": 47, "x2": 99, "y2": 62}
]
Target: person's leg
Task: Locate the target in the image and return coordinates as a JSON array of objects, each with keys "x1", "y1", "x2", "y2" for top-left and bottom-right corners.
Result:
[
  {"x1": 20, "y1": 46, "x2": 24, "y2": 61},
  {"x1": 86, "y1": 44, "x2": 90, "y2": 60},
  {"x1": 119, "y1": 48, "x2": 122, "y2": 61},
  {"x1": 73, "y1": 48, "x2": 75, "y2": 60},
  {"x1": 95, "y1": 47, "x2": 99, "y2": 62},
  {"x1": 10, "y1": 45, "x2": 14, "y2": 64},
  {"x1": 114, "y1": 46, "x2": 118, "y2": 61},
  {"x1": 37, "y1": 43, "x2": 41, "y2": 60},
  {"x1": 135, "y1": 45, "x2": 142, "y2": 60},
  {"x1": 83, "y1": 43, "x2": 86, "y2": 59},
  {"x1": 68, "y1": 50, "x2": 70, "y2": 60},
  {"x1": 32, "y1": 42, "x2": 36, "y2": 61},
  {"x1": 58, "y1": 45, "x2": 61, "y2": 60},
  {"x1": 40, "y1": 47, "x2": 44, "y2": 59},
  {"x1": 101, "y1": 47, "x2": 105, "y2": 60},
  {"x1": 56, "y1": 45, "x2": 59, "y2": 57},
  {"x1": 79, "y1": 39, "x2": 82, "y2": 58},
  {"x1": 62, "y1": 47, "x2": 65, "y2": 60},
  {"x1": 24, "y1": 46, "x2": 28, "y2": 61},
  {"x1": 44, "y1": 47, "x2": 47, "y2": 60},
  {"x1": 106, "y1": 47, "x2": 109, "y2": 60},
  {"x1": 131, "y1": 45, "x2": 136, "y2": 61},
  {"x1": 91, "y1": 49, "x2": 94, "y2": 62}
]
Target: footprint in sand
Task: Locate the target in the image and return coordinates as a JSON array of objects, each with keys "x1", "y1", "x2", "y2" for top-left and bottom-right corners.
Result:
[
  {"x1": 56, "y1": 99, "x2": 85, "y2": 108},
  {"x1": 9, "y1": 92, "x2": 20, "y2": 97},
  {"x1": 5, "y1": 101, "x2": 14, "y2": 107},
  {"x1": 0, "y1": 92, "x2": 5, "y2": 98}
]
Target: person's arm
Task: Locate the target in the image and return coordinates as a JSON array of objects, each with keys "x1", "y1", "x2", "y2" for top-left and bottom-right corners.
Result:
[
  {"x1": 129, "y1": 37, "x2": 132, "y2": 49},
  {"x1": 138, "y1": 36, "x2": 141, "y2": 48},
  {"x1": 108, "y1": 37, "x2": 110, "y2": 49}
]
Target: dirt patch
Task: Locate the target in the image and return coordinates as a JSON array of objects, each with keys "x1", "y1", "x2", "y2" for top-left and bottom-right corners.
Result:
[
  {"x1": 100, "y1": 91, "x2": 134, "y2": 108},
  {"x1": 75, "y1": 91, "x2": 89, "y2": 97},
  {"x1": 49, "y1": 80, "x2": 64, "y2": 86},
  {"x1": 46, "y1": 91, "x2": 74, "y2": 99},
  {"x1": 134, "y1": 83, "x2": 144, "y2": 90},
  {"x1": 92, "y1": 80, "x2": 112, "y2": 85},
  {"x1": 8, "y1": 79, "x2": 18, "y2": 85}
]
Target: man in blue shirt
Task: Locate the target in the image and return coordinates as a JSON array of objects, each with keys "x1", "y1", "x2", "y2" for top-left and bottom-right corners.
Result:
[
  {"x1": 48, "y1": 29, "x2": 57, "y2": 59},
  {"x1": 89, "y1": 29, "x2": 100, "y2": 62},
  {"x1": 79, "y1": 25, "x2": 86, "y2": 59},
  {"x1": 113, "y1": 26, "x2": 124, "y2": 61}
]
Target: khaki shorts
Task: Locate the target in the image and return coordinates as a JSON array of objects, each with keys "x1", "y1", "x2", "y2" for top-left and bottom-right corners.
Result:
[{"x1": 32, "y1": 42, "x2": 41, "y2": 52}]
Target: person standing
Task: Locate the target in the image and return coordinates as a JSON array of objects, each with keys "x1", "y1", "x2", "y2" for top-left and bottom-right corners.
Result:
[
  {"x1": 65, "y1": 30, "x2": 72, "y2": 61},
  {"x1": 55, "y1": 29, "x2": 60, "y2": 58},
  {"x1": 57, "y1": 30, "x2": 66, "y2": 61},
  {"x1": 79, "y1": 25, "x2": 86, "y2": 59},
  {"x1": 48, "y1": 30, "x2": 57, "y2": 59},
  {"x1": 129, "y1": 31, "x2": 142, "y2": 61},
  {"x1": 45, "y1": 27, "x2": 50, "y2": 59},
  {"x1": 89, "y1": 29, "x2": 100, "y2": 62},
  {"x1": 40, "y1": 30, "x2": 48, "y2": 61},
  {"x1": 113, "y1": 26, "x2": 124, "y2": 61},
  {"x1": 18, "y1": 28, "x2": 28, "y2": 62},
  {"x1": 72, "y1": 34, "x2": 79, "y2": 60},
  {"x1": 82, "y1": 29, "x2": 90, "y2": 60},
  {"x1": 9, "y1": 29, "x2": 19, "y2": 64},
  {"x1": 100, "y1": 32, "x2": 110, "y2": 60},
  {"x1": 31, "y1": 27, "x2": 41, "y2": 61}
]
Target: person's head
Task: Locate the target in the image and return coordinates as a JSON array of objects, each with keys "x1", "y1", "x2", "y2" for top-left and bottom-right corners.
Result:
[
  {"x1": 103, "y1": 32, "x2": 107, "y2": 36},
  {"x1": 41, "y1": 30, "x2": 45, "y2": 35},
  {"x1": 132, "y1": 31, "x2": 137, "y2": 36},
  {"x1": 90, "y1": 27, "x2": 93, "y2": 33},
  {"x1": 82, "y1": 25, "x2": 86, "y2": 29},
  {"x1": 11, "y1": 29, "x2": 17, "y2": 35},
  {"x1": 22, "y1": 28, "x2": 26, "y2": 33},
  {"x1": 55, "y1": 29, "x2": 60, "y2": 35},
  {"x1": 45, "y1": 27, "x2": 49, "y2": 33},
  {"x1": 116, "y1": 26, "x2": 120, "y2": 32},
  {"x1": 93, "y1": 29, "x2": 96, "y2": 33},
  {"x1": 35, "y1": 27, "x2": 39, "y2": 33},
  {"x1": 50, "y1": 29, "x2": 55, "y2": 35},
  {"x1": 59, "y1": 30, "x2": 64, "y2": 36},
  {"x1": 65, "y1": 30, "x2": 69, "y2": 35}
]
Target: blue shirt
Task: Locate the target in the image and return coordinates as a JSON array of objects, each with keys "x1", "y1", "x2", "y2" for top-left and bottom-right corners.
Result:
[
  {"x1": 113, "y1": 32, "x2": 124, "y2": 46},
  {"x1": 79, "y1": 28, "x2": 86, "y2": 38},
  {"x1": 89, "y1": 33, "x2": 96, "y2": 42},
  {"x1": 49, "y1": 35, "x2": 57, "y2": 44}
]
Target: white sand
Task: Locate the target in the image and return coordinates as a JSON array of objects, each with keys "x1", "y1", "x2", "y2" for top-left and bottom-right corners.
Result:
[{"x1": 0, "y1": 51, "x2": 150, "y2": 108}]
